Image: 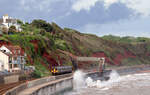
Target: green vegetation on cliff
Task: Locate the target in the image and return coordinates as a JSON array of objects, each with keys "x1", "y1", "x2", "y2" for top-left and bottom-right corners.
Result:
[
  {"x1": 0, "y1": 20, "x2": 72, "y2": 77},
  {"x1": 102, "y1": 35, "x2": 150, "y2": 43},
  {"x1": 1, "y1": 19, "x2": 150, "y2": 77}
]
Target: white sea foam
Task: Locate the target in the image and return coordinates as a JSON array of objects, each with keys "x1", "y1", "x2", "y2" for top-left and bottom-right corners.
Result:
[
  {"x1": 68, "y1": 69, "x2": 150, "y2": 95},
  {"x1": 73, "y1": 70, "x2": 86, "y2": 90},
  {"x1": 73, "y1": 69, "x2": 150, "y2": 92},
  {"x1": 85, "y1": 70, "x2": 150, "y2": 91},
  {"x1": 85, "y1": 70, "x2": 121, "y2": 89}
]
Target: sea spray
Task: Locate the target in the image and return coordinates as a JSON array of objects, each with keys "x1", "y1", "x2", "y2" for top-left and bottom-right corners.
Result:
[
  {"x1": 73, "y1": 70, "x2": 86, "y2": 90},
  {"x1": 108, "y1": 70, "x2": 120, "y2": 83},
  {"x1": 97, "y1": 70, "x2": 121, "y2": 88},
  {"x1": 85, "y1": 70, "x2": 121, "y2": 89},
  {"x1": 85, "y1": 77, "x2": 95, "y2": 87},
  {"x1": 67, "y1": 72, "x2": 150, "y2": 95}
]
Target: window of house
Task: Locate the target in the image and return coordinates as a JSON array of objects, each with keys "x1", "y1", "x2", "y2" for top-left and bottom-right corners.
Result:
[
  {"x1": 14, "y1": 50, "x2": 16, "y2": 54},
  {"x1": 9, "y1": 64, "x2": 12, "y2": 68},
  {"x1": 14, "y1": 64, "x2": 18, "y2": 68},
  {"x1": 18, "y1": 50, "x2": 20, "y2": 54},
  {"x1": 21, "y1": 57, "x2": 24, "y2": 63},
  {"x1": 13, "y1": 57, "x2": 17, "y2": 60},
  {"x1": 9, "y1": 57, "x2": 12, "y2": 63}
]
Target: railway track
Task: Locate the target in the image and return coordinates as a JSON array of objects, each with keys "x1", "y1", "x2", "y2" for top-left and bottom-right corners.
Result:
[
  {"x1": 0, "y1": 78, "x2": 36, "y2": 95},
  {"x1": 0, "y1": 81, "x2": 25, "y2": 95}
]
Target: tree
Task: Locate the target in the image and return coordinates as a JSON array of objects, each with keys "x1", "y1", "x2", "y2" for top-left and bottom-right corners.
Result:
[
  {"x1": 17, "y1": 19, "x2": 23, "y2": 25},
  {"x1": 31, "y1": 19, "x2": 53, "y2": 32},
  {"x1": 8, "y1": 25, "x2": 17, "y2": 34}
]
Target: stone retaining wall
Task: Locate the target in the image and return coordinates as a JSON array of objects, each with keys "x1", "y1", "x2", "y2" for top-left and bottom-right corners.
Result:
[
  {"x1": 0, "y1": 75, "x2": 19, "y2": 85},
  {"x1": 4, "y1": 75, "x2": 19, "y2": 84}
]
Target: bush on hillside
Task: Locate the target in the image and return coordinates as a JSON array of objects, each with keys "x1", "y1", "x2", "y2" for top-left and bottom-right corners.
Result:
[
  {"x1": 8, "y1": 25, "x2": 17, "y2": 34},
  {"x1": 17, "y1": 19, "x2": 24, "y2": 25},
  {"x1": 31, "y1": 19, "x2": 53, "y2": 32},
  {"x1": 1, "y1": 26, "x2": 8, "y2": 34}
]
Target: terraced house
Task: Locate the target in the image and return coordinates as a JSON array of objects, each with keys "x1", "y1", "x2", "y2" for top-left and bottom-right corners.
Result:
[{"x1": 0, "y1": 45, "x2": 26, "y2": 72}]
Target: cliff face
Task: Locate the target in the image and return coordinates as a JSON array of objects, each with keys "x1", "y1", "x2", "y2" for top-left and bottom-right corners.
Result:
[
  {"x1": 1, "y1": 21, "x2": 150, "y2": 77},
  {"x1": 53, "y1": 25, "x2": 150, "y2": 66}
]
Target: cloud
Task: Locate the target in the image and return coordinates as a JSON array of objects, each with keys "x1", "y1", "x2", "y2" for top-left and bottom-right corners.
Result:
[
  {"x1": 80, "y1": 17, "x2": 150, "y2": 37},
  {"x1": 121, "y1": 0, "x2": 150, "y2": 16},
  {"x1": 72, "y1": 0, "x2": 150, "y2": 16},
  {"x1": 20, "y1": 0, "x2": 53, "y2": 11},
  {"x1": 72, "y1": 0, "x2": 99, "y2": 12},
  {"x1": 0, "y1": 0, "x2": 72, "y2": 21},
  {"x1": 103, "y1": 0, "x2": 118, "y2": 8},
  {"x1": 56, "y1": 2, "x2": 132, "y2": 29}
]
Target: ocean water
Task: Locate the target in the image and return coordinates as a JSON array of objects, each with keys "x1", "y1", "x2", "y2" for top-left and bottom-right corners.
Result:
[{"x1": 66, "y1": 70, "x2": 150, "y2": 95}]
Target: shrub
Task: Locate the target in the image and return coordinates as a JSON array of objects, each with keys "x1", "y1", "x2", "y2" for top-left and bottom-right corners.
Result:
[
  {"x1": 8, "y1": 25, "x2": 17, "y2": 34},
  {"x1": 31, "y1": 19, "x2": 53, "y2": 32}
]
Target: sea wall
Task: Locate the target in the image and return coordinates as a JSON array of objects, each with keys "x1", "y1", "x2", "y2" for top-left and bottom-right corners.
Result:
[
  {"x1": 4, "y1": 74, "x2": 72, "y2": 95},
  {"x1": 31, "y1": 77, "x2": 73, "y2": 95}
]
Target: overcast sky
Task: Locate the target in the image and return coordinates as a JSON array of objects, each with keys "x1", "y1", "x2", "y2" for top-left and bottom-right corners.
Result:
[{"x1": 0, "y1": 0, "x2": 150, "y2": 37}]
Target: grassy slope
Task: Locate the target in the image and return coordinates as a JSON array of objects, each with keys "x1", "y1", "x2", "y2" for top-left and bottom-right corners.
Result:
[{"x1": 1, "y1": 22, "x2": 150, "y2": 77}]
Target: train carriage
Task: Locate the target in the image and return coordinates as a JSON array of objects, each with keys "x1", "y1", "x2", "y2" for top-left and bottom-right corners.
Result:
[{"x1": 51, "y1": 66, "x2": 72, "y2": 75}]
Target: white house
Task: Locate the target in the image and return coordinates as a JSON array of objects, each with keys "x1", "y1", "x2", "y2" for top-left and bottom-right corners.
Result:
[
  {"x1": 0, "y1": 51, "x2": 9, "y2": 71},
  {"x1": 0, "y1": 14, "x2": 22, "y2": 31},
  {"x1": 0, "y1": 45, "x2": 26, "y2": 72}
]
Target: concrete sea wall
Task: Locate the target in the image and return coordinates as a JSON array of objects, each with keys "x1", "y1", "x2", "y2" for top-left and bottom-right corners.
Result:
[
  {"x1": 4, "y1": 74, "x2": 72, "y2": 95},
  {"x1": 31, "y1": 77, "x2": 73, "y2": 95}
]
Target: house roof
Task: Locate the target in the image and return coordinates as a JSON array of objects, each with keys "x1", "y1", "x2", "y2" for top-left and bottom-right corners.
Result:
[
  {"x1": 0, "y1": 50, "x2": 12, "y2": 57},
  {"x1": 0, "y1": 45, "x2": 25, "y2": 56}
]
